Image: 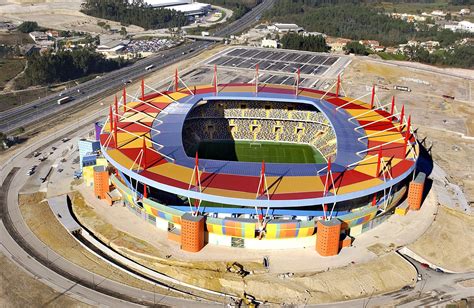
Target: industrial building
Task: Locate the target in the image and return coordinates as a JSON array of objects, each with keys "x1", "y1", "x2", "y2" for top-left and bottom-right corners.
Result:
[{"x1": 144, "y1": 0, "x2": 211, "y2": 17}]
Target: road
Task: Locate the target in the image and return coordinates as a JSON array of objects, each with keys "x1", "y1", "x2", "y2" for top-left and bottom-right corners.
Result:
[
  {"x1": 0, "y1": 118, "x2": 224, "y2": 307},
  {"x1": 0, "y1": 0, "x2": 275, "y2": 134},
  {"x1": 312, "y1": 253, "x2": 474, "y2": 307}
]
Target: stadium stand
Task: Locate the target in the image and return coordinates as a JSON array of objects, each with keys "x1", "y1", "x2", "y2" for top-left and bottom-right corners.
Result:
[{"x1": 183, "y1": 100, "x2": 337, "y2": 160}]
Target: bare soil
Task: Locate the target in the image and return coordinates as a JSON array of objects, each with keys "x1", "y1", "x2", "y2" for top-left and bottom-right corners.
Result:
[{"x1": 409, "y1": 206, "x2": 474, "y2": 272}]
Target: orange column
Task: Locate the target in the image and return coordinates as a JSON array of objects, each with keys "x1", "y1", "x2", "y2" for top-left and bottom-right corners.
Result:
[
  {"x1": 93, "y1": 166, "x2": 109, "y2": 199},
  {"x1": 316, "y1": 219, "x2": 341, "y2": 256},
  {"x1": 408, "y1": 172, "x2": 426, "y2": 211},
  {"x1": 180, "y1": 213, "x2": 205, "y2": 252}
]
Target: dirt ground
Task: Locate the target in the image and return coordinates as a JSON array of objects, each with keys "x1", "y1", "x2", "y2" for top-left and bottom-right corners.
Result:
[
  {"x1": 408, "y1": 205, "x2": 474, "y2": 272},
  {"x1": 0, "y1": 252, "x2": 90, "y2": 308},
  {"x1": 71, "y1": 190, "x2": 417, "y2": 305},
  {"x1": 17, "y1": 192, "x2": 193, "y2": 300},
  {"x1": 343, "y1": 58, "x2": 474, "y2": 204},
  {"x1": 0, "y1": 0, "x2": 143, "y2": 34}
]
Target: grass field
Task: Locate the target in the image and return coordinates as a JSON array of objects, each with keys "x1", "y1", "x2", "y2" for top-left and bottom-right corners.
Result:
[
  {"x1": 0, "y1": 58, "x2": 26, "y2": 90},
  {"x1": 197, "y1": 140, "x2": 325, "y2": 164}
]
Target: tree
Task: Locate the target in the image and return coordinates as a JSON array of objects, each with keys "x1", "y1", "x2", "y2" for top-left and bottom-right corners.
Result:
[
  {"x1": 344, "y1": 41, "x2": 369, "y2": 56},
  {"x1": 280, "y1": 33, "x2": 329, "y2": 52},
  {"x1": 119, "y1": 26, "x2": 128, "y2": 37},
  {"x1": 81, "y1": 0, "x2": 188, "y2": 30},
  {"x1": 17, "y1": 21, "x2": 40, "y2": 33},
  {"x1": 23, "y1": 49, "x2": 130, "y2": 86}
]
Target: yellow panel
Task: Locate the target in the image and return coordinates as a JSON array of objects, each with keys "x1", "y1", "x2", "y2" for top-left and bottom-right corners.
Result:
[
  {"x1": 96, "y1": 157, "x2": 108, "y2": 166},
  {"x1": 199, "y1": 187, "x2": 256, "y2": 199},
  {"x1": 150, "y1": 92, "x2": 188, "y2": 103},
  {"x1": 210, "y1": 224, "x2": 223, "y2": 235},
  {"x1": 267, "y1": 175, "x2": 325, "y2": 194},
  {"x1": 244, "y1": 223, "x2": 256, "y2": 238},
  {"x1": 265, "y1": 224, "x2": 277, "y2": 239},
  {"x1": 147, "y1": 163, "x2": 193, "y2": 183},
  {"x1": 120, "y1": 112, "x2": 157, "y2": 123},
  {"x1": 364, "y1": 129, "x2": 405, "y2": 143},
  {"x1": 352, "y1": 155, "x2": 379, "y2": 177},
  {"x1": 332, "y1": 177, "x2": 384, "y2": 195}
]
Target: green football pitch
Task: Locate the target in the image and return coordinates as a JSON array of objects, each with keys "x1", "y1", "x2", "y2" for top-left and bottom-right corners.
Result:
[{"x1": 197, "y1": 140, "x2": 325, "y2": 164}]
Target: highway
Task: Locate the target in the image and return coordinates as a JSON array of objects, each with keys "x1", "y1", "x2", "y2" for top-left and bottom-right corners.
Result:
[{"x1": 0, "y1": 0, "x2": 275, "y2": 134}]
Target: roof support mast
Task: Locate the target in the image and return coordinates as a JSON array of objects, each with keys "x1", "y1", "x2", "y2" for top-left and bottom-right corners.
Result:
[
  {"x1": 370, "y1": 85, "x2": 375, "y2": 109},
  {"x1": 335, "y1": 74, "x2": 341, "y2": 97},
  {"x1": 255, "y1": 161, "x2": 270, "y2": 239},
  {"x1": 188, "y1": 152, "x2": 202, "y2": 216}
]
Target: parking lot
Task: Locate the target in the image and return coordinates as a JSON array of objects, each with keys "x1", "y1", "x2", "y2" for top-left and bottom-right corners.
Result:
[{"x1": 207, "y1": 47, "x2": 346, "y2": 77}]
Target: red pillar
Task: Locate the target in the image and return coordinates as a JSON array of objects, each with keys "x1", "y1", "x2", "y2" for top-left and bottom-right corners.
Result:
[
  {"x1": 399, "y1": 104, "x2": 405, "y2": 131},
  {"x1": 372, "y1": 194, "x2": 377, "y2": 206},
  {"x1": 323, "y1": 158, "x2": 332, "y2": 220},
  {"x1": 370, "y1": 85, "x2": 375, "y2": 109},
  {"x1": 258, "y1": 160, "x2": 266, "y2": 197},
  {"x1": 175, "y1": 68, "x2": 179, "y2": 92},
  {"x1": 404, "y1": 115, "x2": 411, "y2": 152},
  {"x1": 335, "y1": 74, "x2": 340, "y2": 97},
  {"x1": 390, "y1": 96, "x2": 395, "y2": 119},
  {"x1": 141, "y1": 79, "x2": 145, "y2": 100},
  {"x1": 142, "y1": 137, "x2": 147, "y2": 169},
  {"x1": 122, "y1": 88, "x2": 127, "y2": 112},
  {"x1": 114, "y1": 113, "x2": 118, "y2": 147},
  {"x1": 376, "y1": 146, "x2": 382, "y2": 177},
  {"x1": 143, "y1": 183, "x2": 148, "y2": 199},
  {"x1": 109, "y1": 105, "x2": 114, "y2": 138},
  {"x1": 114, "y1": 95, "x2": 118, "y2": 117},
  {"x1": 194, "y1": 152, "x2": 200, "y2": 211}
]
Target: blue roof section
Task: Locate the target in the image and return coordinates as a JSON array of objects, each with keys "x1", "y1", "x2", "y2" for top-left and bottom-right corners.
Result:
[{"x1": 151, "y1": 91, "x2": 367, "y2": 177}]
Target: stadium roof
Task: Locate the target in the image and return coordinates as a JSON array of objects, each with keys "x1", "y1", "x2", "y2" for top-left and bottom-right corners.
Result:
[{"x1": 100, "y1": 84, "x2": 418, "y2": 207}]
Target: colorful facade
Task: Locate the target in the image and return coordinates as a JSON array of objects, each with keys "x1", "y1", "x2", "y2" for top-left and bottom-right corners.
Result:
[{"x1": 98, "y1": 83, "x2": 420, "y2": 252}]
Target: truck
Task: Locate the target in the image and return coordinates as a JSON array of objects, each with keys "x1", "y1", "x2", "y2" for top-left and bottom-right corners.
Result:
[
  {"x1": 57, "y1": 96, "x2": 73, "y2": 105},
  {"x1": 393, "y1": 85, "x2": 411, "y2": 92}
]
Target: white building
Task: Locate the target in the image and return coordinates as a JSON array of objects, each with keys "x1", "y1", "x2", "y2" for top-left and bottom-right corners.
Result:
[
  {"x1": 268, "y1": 23, "x2": 304, "y2": 33},
  {"x1": 144, "y1": 0, "x2": 192, "y2": 7},
  {"x1": 29, "y1": 31, "x2": 48, "y2": 43},
  {"x1": 166, "y1": 2, "x2": 211, "y2": 16},
  {"x1": 444, "y1": 21, "x2": 474, "y2": 33},
  {"x1": 261, "y1": 39, "x2": 278, "y2": 48},
  {"x1": 458, "y1": 20, "x2": 474, "y2": 33}
]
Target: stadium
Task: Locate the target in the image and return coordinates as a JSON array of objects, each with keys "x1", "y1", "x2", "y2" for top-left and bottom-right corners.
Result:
[{"x1": 98, "y1": 71, "x2": 419, "y2": 253}]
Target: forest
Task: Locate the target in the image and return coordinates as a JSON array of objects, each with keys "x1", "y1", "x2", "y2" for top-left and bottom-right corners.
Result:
[
  {"x1": 280, "y1": 33, "x2": 330, "y2": 52},
  {"x1": 81, "y1": 0, "x2": 188, "y2": 30},
  {"x1": 404, "y1": 44, "x2": 474, "y2": 68},
  {"x1": 264, "y1": 1, "x2": 473, "y2": 46},
  {"x1": 23, "y1": 49, "x2": 129, "y2": 86}
]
